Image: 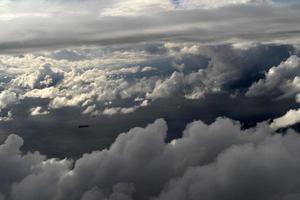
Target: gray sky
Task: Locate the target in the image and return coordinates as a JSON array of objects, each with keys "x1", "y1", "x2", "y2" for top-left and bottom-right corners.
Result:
[{"x1": 0, "y1": 0, "x2": 300, "y2": 53}]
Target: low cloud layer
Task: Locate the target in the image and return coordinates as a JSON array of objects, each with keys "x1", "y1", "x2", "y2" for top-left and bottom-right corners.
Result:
[
  {"x1": 1, "y1": 118, "x2": 300, "y2": 200},
  {"x1": 1, "y1": 42, "x2": 299, "y2": 158},
  {"x1": 0, "y1": 43, "x2": 293, "y2": 118}
]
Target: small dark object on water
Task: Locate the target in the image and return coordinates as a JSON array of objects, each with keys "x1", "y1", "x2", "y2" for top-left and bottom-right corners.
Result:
[{"x1": 78, "y1": 125, "x2": 89, "y2": 129}]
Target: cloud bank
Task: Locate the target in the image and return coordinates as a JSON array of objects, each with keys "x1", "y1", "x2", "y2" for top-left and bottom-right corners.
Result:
[
  {"x1": 1, "y1": 118, "x2": 300, "y2": 200},
  {"x1": 0, "y1": 1, "x2": 300, "y2": 53},
  {"x1": 0, "y1": 43, "x2": 293, "y2": 118}
]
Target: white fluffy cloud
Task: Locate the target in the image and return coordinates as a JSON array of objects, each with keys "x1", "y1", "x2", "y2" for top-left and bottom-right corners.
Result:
[
  {"x1": 271, "y1": 109, "x2": 300, "y2": 129},
  {"x1": 1, "y1": 117, "x2": 300, "y2": 200},
  {"x1": 247, "y1": 55, "x2": 300, "y2": 99},
  {"x1": 246, "y1": 55, "x2": 300, "y2": 129},
  {"x1": 0, "y1": 43, "x2": 294, "y2": 117},
  {"x1": 156, "y1": 130, "x2": 300, "y2": 200},
  {"x1": 29, "y1": 106, "x2": 49, "y2": 116},
  {"x1": 12, "y1": 64, "x2": 64, "y2": 90},
  {"x1": 147, "y1": 70, "x2": 212, "y2": 100},
  {"x1": 0, "y1": 52, "x2": 160, "y2": 115},
  {"x1": 22, "y1": 66, "x2": 221, "y2": 115},
  {"x1": 0, "y1": 90, "x2": 18, "y2": 110},
  {"x1": 0, "y1": 46, "x2": 213, "y2": 116}
]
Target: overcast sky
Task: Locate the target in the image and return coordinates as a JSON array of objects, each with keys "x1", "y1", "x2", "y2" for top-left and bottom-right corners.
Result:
[{"x1": 0, "y1": 0, "x2": 300, "y2": 53}]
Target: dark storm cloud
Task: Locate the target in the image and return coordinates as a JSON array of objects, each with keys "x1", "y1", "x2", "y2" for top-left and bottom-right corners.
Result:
[
  {"x1": 1, "y1": 4, "x2": 300, "y2": 53},
  {"x1": 1, "y1": 118, "x2": 300, "y2": 200}
]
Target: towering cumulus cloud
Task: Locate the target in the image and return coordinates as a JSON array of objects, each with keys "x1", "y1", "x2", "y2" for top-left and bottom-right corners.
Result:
[{"x1": 1, "y1": 119, "x2": 300, "y2": 200}]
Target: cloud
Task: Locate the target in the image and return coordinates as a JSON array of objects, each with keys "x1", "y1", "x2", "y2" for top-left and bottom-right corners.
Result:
[
  {"x1": 147, "y1": 70, "x2": 211, "y2": 99},
  {"x1": 156, "y1": 131, "x2": 300, "y2": 200},
  {"x1": 1, "y1": 117, "x2": 300, "y2": 199},
  {"x1": 12, "y1": 64, "x2": 64, "y2": 90},
  {"x1": 0, "y1": 134, "x2": 46, "y2": 198},
  {"x1": 0, "y1": 43, "x2": 292, "y2": 117},
  {"x1": 163, "y1": 43, "x2": 292, "y2": 93},
  {"x1": 1, "y1": 3, "x2": 300, "y2": 199},
  {"x1": 147, "y1": 72, "x2": 185, "y2": 99},
  {"x1": 29, "y1": 106, "x2": 49, "y2": 116},
  {"x1": 246, "y1": 55, "x2": 300, "y2": 130},
  {"x1": 0, "y1": 3, "x2": 300, "y2": 53},
  {"x1": 270, "y1": 108, "x2": 300, "y2": 129},
  {"x1": 24, "y1": 87, "x2": 59, "y2": 99},
  {"x1": 179, "y1": 0, "x2": 271, "y2": 9},
  {"x1": 247, "y1": 55, "x2": 300, "y2": 99},
  {"x1": 100, "y1": 0, "x2": 173, "y2": 17},
  {"x1": 0, "y1": 0, "x2": 270, "y2": 19},
  {"x1": 0, "y1": 111, "x2": 13, "y2": 122},
  {"x1": 102, "y1": 106, "x2": 139, "y2": 115},
  {"x1": 0, "y1": 90, "x2": 18, "y2": 110}
]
